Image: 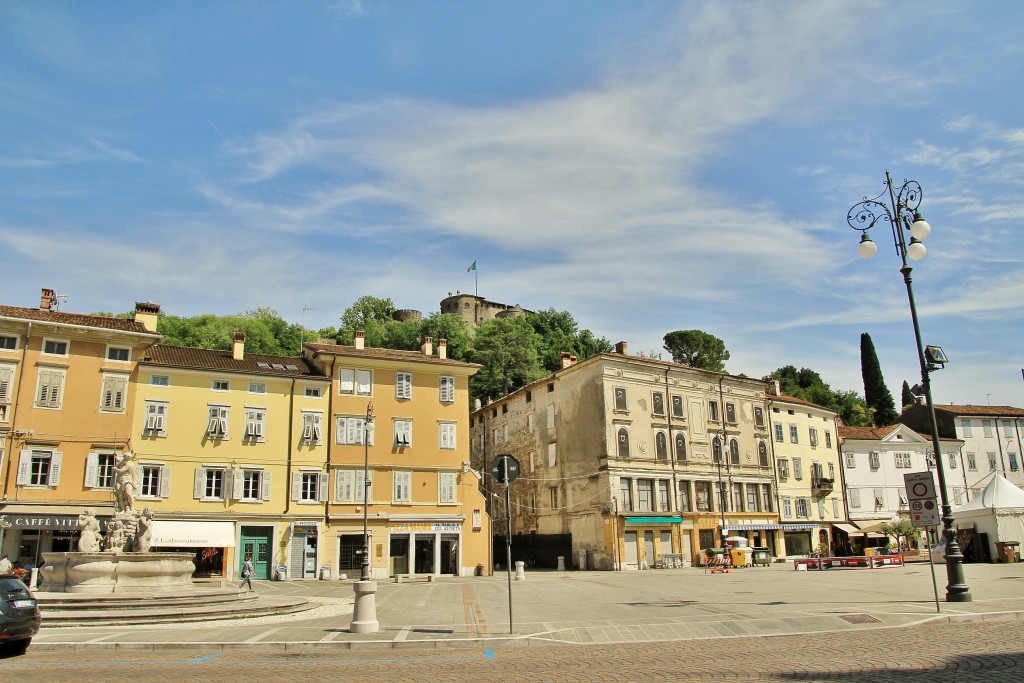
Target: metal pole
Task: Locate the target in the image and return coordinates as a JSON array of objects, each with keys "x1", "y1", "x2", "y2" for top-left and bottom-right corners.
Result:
[
  {"x1": 925, "y1": 526, "x2": 940, "y2": 614},
  {"x1": 504, "y1": 459, "x2": 513, "y2": 634},
  {"x1": 361, "y1": 403, "x2": 373, "y2": 581}
]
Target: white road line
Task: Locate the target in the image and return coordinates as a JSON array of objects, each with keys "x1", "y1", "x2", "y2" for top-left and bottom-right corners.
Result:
[
  {"x1": 416, "y1": 585, "x2": 437, "y2": 608},
  {"x1": 395, "y1": 628, "x2": 410, "y2": 641},
  {"x1": 244, "y1": 628, "x2": 282, "y2": 643}
]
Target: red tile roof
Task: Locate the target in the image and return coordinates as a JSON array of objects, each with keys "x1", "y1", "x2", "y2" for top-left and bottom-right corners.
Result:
[
  {"x1": 0, "y1": 305, "x2": 156, "y2": 335},
  {"x1": 931, "y1": 404, "x2": 1024, "y2": 418},
  {"x1": 142, "y1": 345, "x2": 327, "y2": 378},
  {"x1": 838, "y1": 424, "x2": 903, "y2": 440},
  {"x1": 305, "y1": 342, "x2": 480, "y2": 369},
  {"x1": 767, "y1": 394, "x2": 835, "y2": 412}
]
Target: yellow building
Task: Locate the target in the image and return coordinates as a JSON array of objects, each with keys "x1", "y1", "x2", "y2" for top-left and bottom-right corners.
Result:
[
  {"x1": 0, "y1": 291, "x2": 160, "y2": 565},
  {"x1": 133, "y1": 332, "x2": 331, "y2": 581},
  {"x1": 304, "y1": 334, "x2": 490, "y2": 578}
]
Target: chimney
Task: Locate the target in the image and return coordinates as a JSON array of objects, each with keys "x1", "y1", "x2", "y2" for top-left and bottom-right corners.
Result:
[
  {"x1": 438, "y1": 338, "x2": 448, "y2": 360},
  {"x1": 770, "y1": 380, "x2": 781, "y2": 396},
  {"x1": 354, "y1": 331, "x2": 365, "y2": 350},
  {"x1": 560, "y1": 352, "x2": 578, "y2": 369},
  {"x1": 133, "y1": 302, "x2": 161, "y2": 333},
  {"x1": 232, "y1": 331, "x2": 246, "y2": 361},
  {"x1": 39, "y1": 288, "x2": 56, "y2": 311},
  {"x1": 615, "y1": 341, "x2": 628, "y2": 355},
  {"x1": 421, "y1": 336, "x2": 433, "y2": 357}
]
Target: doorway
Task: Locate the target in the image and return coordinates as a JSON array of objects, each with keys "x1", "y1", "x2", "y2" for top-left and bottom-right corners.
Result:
[
  {"x1": 240, "y1": 526, "x2": 272, "y2": 580},
  {"x1": 624, "y1": 531, "x2": 638, "y2": 569},
  {"x1": 390, "y1": 535, "x2": 410, "y2": 575},
  {"x1": 644, "y1": 531, "x2": 655, "y2": 568},
  {"x1": 440, "y1": 535, "x2": 459, "y2": 575},
  {"x1": 415, "y1": 536, "x2": 435, "y2": 574}
]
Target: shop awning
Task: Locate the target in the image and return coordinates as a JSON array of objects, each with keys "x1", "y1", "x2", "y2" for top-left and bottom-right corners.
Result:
[
  {"x1": 781, "y1": 523, "x2": 817, "y2": 531},
  {"x1": 725, "y1": 523, "x2": 785, "y2": 531},
  {"x1": 833, "y1": 523, "x2": 860, "y2": 534},
  {"x1": 852, "y1": 519, "x2": 892, "y2": 535},
  {"x1": 150, "y1": 520, "x2": 236, "y2": 548},
  {"x1": 624, "y1": 516, "x2": 684, "y2": 524}
]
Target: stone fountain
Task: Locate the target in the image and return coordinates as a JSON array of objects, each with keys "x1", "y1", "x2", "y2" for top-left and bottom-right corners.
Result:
[{"x1": 41, "y1": 447, "x2": 195, "y2": 593}]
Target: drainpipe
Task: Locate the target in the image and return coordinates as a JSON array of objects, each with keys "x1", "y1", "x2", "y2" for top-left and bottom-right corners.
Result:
[
  {"x1": 285, "y1": 376, "x2": 295, "y2": 516},
  {"x1": 717, "y1": 375, "x2": 730, "y2": 546},
  {"x1": 3, "y1": 322, "x2": 30, "y2": 499}
]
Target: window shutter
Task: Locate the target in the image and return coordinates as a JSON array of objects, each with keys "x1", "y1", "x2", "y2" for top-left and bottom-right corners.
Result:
[
  {"x1": 339, "y1": 368, "x2": 354, "y2": 393},
  {"x1": 290, "y1": 471, "x2": 302, "y2": 501},
  {"x1": 0, "y1": 367, "x2": 11, "y2": 403},
  {"x1": 334, "y1": 470, "x2": 348, "y2": 501},
  {"x1": 232, "y1": 469, "x2": 244, "y2": 499},
  {"x1": 357, "y1": 370, "x2": 371, "y2": 395},
  {"x1": 84, "y1": 452, "x2": 98, "y2": 488},
  {"x1": 194, "y1": 468, "x2": 206, "y2": 499},
  {"x1": 48, "y1": 451, "x2": 63, "y2": 486},
  {"x1": 17, "y1": 451, "x2": 30, "y2": 485},
  {"x1": 159, "y1": 467, "x2": 171, "y2": 498},
  {"x1": 261, "y1": 471, "x2": 272, "y2": 500},
  {"x1": 318, "y1": 472, "x2": 329, "y2": 502},
  {"x1": 356, "y1": 469, "x2": 366, "y2": 503}
]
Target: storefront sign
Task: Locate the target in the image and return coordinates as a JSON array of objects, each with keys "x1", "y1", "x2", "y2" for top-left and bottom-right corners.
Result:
[
  {"x1": 292, "y1": 520, "x2": 319, "y2": 529},
  {"x1": 6, "y1": 515, "x2": 86, "y2": 530},
  {"x1": 389, "y1": 522, "x2": 462, "y2": 533}
]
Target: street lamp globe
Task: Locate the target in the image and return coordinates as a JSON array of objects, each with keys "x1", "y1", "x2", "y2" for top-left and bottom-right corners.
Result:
[
  {"x1": 858, "y1": 234, "x2": 878, "y2": 259},
  {"x1": 910, "y1": 214, "x2": 931, "y2": 240},
  {"x1": 907, "y1": 238, "x2": 927, "y2": 261}
]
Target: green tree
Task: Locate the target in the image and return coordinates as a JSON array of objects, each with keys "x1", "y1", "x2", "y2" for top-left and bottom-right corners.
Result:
[
  {"x1": 337, "y1": 296, "x2": 398, "y2": 347},
  {"x1": 420, "y1": 312, "x2": 475, "y2": 362},
  {"x1": 525, "y1": 309, "x2": 612, "y2": 373},
  {"x1": 860, "y1": 333, "x2": 898, "y2": 425},
  {"x1": 663, "y1": 330, "x2": 730, "y2": 372},
  {"x1": 764, "y1": 365, "x2": 872, "y2": 427},
  {"x1": 901, "y1": 380, "x2": 915, "y2": 413},
  {"x1": 880, "y1": 517, "x2": 921, "y2": 551},
  {"x1": 468, "y1": 317, "x2": 544, "y2": 401}
]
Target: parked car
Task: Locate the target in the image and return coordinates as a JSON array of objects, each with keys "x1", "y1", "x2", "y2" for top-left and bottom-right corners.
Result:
[{"x1": 0, "y1": 575, "x2": 41, "y2": 655}]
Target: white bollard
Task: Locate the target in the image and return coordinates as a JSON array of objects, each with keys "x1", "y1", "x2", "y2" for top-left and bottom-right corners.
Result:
[{"x1": 514, "y1": 560, "x2": 526, "y2": 581}]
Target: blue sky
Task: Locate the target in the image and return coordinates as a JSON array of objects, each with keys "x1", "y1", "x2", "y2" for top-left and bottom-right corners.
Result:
[{"x1": 2, "y1": 1, "x2": 1022, "y2": 408}]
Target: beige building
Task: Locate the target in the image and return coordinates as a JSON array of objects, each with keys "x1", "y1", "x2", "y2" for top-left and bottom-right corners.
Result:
[
  {"x1": 765, "y1": 386, "x2": 847, "y2": 556},
  {"x1": 470, "y1": 343, "x2": 783, "y2": 570}
]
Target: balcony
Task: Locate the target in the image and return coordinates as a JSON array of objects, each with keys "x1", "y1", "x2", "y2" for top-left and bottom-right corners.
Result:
[{"x1": 811, "y1": 477, "x2": 834, "y2": 495}]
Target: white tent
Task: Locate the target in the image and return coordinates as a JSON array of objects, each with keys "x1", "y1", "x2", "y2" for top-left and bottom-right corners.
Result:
[{"x1": 952, "y1": 474, "x2": 1024, "y2": 562}]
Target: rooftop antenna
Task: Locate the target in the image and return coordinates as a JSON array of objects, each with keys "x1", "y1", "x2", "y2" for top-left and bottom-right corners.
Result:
[
  {"x1": 300, "y1": 305, "x2": 317, "y2": 353},
  {"x1": 52, "y1": 293, "x2": 69, "y2": 311}
]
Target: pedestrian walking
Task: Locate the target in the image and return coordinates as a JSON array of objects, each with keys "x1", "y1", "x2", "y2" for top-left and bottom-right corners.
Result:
[{"x1": 239, "y1": 556, "x2": 254, "y2": 592}]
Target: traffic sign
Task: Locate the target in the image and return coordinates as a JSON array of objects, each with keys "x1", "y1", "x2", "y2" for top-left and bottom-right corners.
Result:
[
  {"x1": 910, "y1": 499, "x2": 941, "y2": 527},
  {"x1": 904, "y1": 471, "x2": 937, "y2": 501},
  {"x1": 491, "y1": 454, "x2": 521, "y2": 484}
]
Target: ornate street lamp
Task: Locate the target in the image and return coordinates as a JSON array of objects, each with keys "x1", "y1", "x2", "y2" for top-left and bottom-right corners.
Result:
[
  {"x1": 847, "y1": 171, "x2": 971, "y2": 602},
  {"x1": 360, "y1": 402, "x2": 375, "y2": 581},
  {"x1": 351, "y1": 401, "x2": 379, "y2": 632}
]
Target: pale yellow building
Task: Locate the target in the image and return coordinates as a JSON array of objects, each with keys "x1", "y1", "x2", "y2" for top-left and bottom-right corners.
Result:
[{"x1": 304, "y1": 334, "x2": 490, "y2": 578}]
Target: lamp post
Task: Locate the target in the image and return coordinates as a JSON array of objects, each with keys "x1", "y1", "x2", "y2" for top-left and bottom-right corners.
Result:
[
  {"x1": 350, "y1": 402, "x2": 380, "y2": 632},
  {"x1": 846, "y1": 171, "x2": 971, "y2": 602},
  {"x1": 714, "y1": 437, "x2": 727, "y2": 547}
]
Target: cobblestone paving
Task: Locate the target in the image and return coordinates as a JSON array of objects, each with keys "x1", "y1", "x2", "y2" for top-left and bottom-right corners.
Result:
[{"x1": 5, "y1": 620, "x2": 1023, "y2": 682}]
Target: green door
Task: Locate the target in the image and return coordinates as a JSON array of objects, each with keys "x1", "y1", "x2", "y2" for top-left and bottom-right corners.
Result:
[{"x1": 240, "y1": 527, "x2": 272, "y2": 580}]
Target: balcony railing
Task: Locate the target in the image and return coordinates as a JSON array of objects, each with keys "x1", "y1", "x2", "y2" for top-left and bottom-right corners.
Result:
[{"x1": 811, "y1": 477, "x2": 834, "y2": 494}]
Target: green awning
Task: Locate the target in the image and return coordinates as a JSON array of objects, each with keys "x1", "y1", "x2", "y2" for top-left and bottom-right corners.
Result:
[{"x1": 624, "y1": 516, "x2": 683, "y2": 525}]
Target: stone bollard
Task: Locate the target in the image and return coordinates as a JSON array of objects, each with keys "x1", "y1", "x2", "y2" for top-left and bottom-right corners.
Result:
[
  {"x1": 395, "y1": 574, "x2": 403, "y2": 583},
  {"x1": 427, "y1": 574, "x2": 436, "y2": 583},
  {"x1": 514, "y1": 560, "x2": 526, "y2": 581},
  {"x1": 557, "y1": 556, "x2": 566, "y2": 571},
  {"x1": 350, "y1": 580, "x2": 380, "y2": 633}
]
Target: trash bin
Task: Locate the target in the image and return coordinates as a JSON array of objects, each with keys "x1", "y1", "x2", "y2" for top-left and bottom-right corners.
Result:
[
  {"x1": 276, "y1": 565, "x2": 288, "y2": 581},
  {"x1": 752, "y1": 547, "x2": 771, "y2": 567},
  {"x1": 995, "y1": 541, "x2": 1020, "y2": 563},
  {"x1": 730, "y1": 547, "x2": 752, "y2": 568},
  {"x1": 319, "y1": 564, "x2": 331, "y2": 580}
]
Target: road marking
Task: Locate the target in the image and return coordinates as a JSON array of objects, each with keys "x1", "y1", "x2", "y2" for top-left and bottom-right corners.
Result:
[
  {"x1": 395, "y1": 628, "x2": 410, "y2": 641},
  {"x1": 416, "y1": 585, "x2": 437, "y2": 608},
  {"x1": 244, "y1": 628, "x2": 281, "y2": 643},
  {"x1": 188, "y1": 654, "x2": 220, "y2": 664}
]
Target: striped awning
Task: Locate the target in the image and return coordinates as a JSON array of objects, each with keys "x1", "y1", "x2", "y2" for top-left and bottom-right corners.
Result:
[
  {"x1": 725, "y1": 523, "x2": 784, "y2": 531},
  {"x1": 782, "y1": 523, "x2": 817, "y2": 531},
  {"x1": 624, "y1": 516, "x2": 684, "y2": 524}
]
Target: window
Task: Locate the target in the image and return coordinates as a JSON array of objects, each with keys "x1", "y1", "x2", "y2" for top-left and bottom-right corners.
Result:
[
  {"x1": 339, "y1": 368, "x2": 372, "y2": 396},
  {"x1": 869, "y1": 452, "x2": 880, "y2": 470},
  {"x1": 795, "y1": 498, "x2": 810, "y2": 518},
  {"x1": 989, "y1": 452, "x2": 998, "y2": 471},
  {"x1": 758, "y1": 441, "x2": 769, "y2": 466},
  {"x1": 960, "y1": 420, "x2": 973, "y2": 437},
  {"x1": 394, "y1": 471, "x2": 412, "y2": 502},
  {"x1": 238, "y1": 469, "x2": 270, "y2": 501},
  {"x1": 84, "y1": 452, "x2": 116, "y2": 489},
  {"x1": 42, "y1": 339, "x2": 68, "y2": 356},
  {"x1": 675, "y1": 433, "x2": 687, "y2": 460},
  {"x1": 304, "y1": 385, "x2": 322, "y2": 398},
  {"x1": 439, "y1": 472, "x2": 457, "y2": 503},
  {"x1": 395, "y1": 372, "x2": 412, "y2": 400},
  {"x1": 774, "y1": 422, "x2": 784, "y2": 443},
  {"x1": 848, "y1": 488, "x2": 861, "y2": 508},
  {"x1": 97, "y1": 374, "x2": 128, "y2": 413},
  {"x1": 616, "y1": 427, "x2": 630, "y2": 458},
  {"x1": 527, "y1": 414, "x2": 535, "y2": 433},
  {"x1": 336, "y1": 416, "x2": 373, "y2": 445},
  {"x1": 725, "y1": 402, "x2": 736, "y2": 424},
  {"x1": 655, "y1": 432, "x2": 668, "y2": 460},
  {"x1": 613, "y1": 387, "x2": 627, "y2": 411},
  {"x1": 762, "y1": 484, "x2": 773, "y2": 513},
  {"x1": 948, "y1": 453, "x2": 957, "y2": 470},
  {"x1": 894, "y1": 452, "x2": 911, "y2": 468},
  {"x1": 789, "y1": 424, "x2": 799, "y2": 443},
  {"x1": 809, "y1": 428, "x2": 818, "y2": 447},
  {"x1": 17, "y1": 450, "x2": 61, "y2": 487},
  {"x1": 845, "y1": 451, "x2": 856, "y2": 468},
  {"x1": 678, "y1": 481, "x2": 691, "y2": 512},
  {"x1": 747, "y1": 486, "x2": 758, "y2": 512},
  {"x1": 293, "y1": 470, "x2": 327, "y2": 503},
  {"x1": 439, "y1": 376, "x2": 455, "y2": 403},
  {"x1": 637, "y1": 480, "x2": 653, "y2": 512},
  {"x1": 953, "y1": 488, "x2": 965, "y2": 505},
  {"x1": 982, "y1": 420, "x2": 994, "y2": 438},
  {"x1": 244, "y1": 409, "x2": 266, "y2": 440},
  {"x1": 334, "y1": 469, "x2": 367, "y2": 503},
  {"x1": 35, "y1": 368, "x2": 64, "y2": 408},
  {"x1": 439, "y1": 422, "x2": 456, "y2": 450},
  {"x1": 150, "y1": 375, "x2": 169, "y2": 386},
  {"x1": 207, "y1": 406, "x2": 229, "y2": 439},
  {"x1": 672, "y1": 395, "x2": 684, "y2": 418},
  {"x1": 1010, "y1": 453, "x2": 1020, "y2": 472},
  {"x1": 712, "y1": 437, "x2": 722, "y2": 463},
  {"x1": 657, "y1": 480, "x2": 670, "y2": 511},
  {"x1": 0, "y1": 365, "x2": 13, "y2": 418},
  {"x1": 0, "y1": 335, "x2": 17, "y2": 350},
  {"x1": 729, "y1": 439, "x2": 740, "y2": 465},
  {"x1": 708, "y1": 400, "x2": 719, "y2": 422},
  {"x1": 782, "y1": 497, "x2": 792, "y2": 518},
  {"x1": 212, "y1": 379, "x2": 229, "y2": 391},
  {"x1": 652, "y1": 392, "x2": 665, "y2": 416},
  {"x1": 546, "y1": 403, "x2": 555, "y2": 425},
  {"x1": 754, "y1": 406, "x2": 764, "y2": 428},
  {"x1": 195, "y1": 467, "x2": 226, "y2": 500},
  {"x1": 106, "y1": 346, "x2": 130, "y2": 362},
  {"x1": 898, "y1": 489, "x2": 908, "y2": 507},
  {"x1": 695, "y1": 481, "x2": 711, "y2": 511},
  {"x1": 140, "y1": 464, "x2": 169, "y2": 498},
  {"x1": 548, "y1": 442, "x2": 557, "y2": 467},
  {"x1": 1003, "y1": 421, "x2": 1015, "y2": 438},
  {"x1": 301, "y1": 412, "x2": 323, "y2": 444},
  {"x1": 550, "y1": 486, "x2": 559, "y2": 509},
  {"x1": 793, "y1": 457, "x2": 803, "y2": 480},
  {"x1": 778, "y1": 458, "x2": 790, "y2": 479},
  {"x1": 965, "y1": 452, "x2": 977, "y2": 470},
  {"x1": 144, "y1": 401, "x2": 168, "y2": 436},
  {"x1": 248, "y1": 382, "x2": 266, "y2": 394},
  {"x1": 619, "y1": 478, "x2": 632, "y2": 511},
  {"x1": 394, "y1": 419, "x2": 412, "y2": 447},
  {"x1": 824, "y1": 431, "x2": 832, "y2": 449},
  {"x1": 873, "y1": 488, "x2": 885, "y2": 508}
]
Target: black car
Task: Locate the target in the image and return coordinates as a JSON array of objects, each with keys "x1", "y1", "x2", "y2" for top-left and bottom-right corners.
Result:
[{"x1": 0, "y1": 576, "x2": 41, "y2": 655}]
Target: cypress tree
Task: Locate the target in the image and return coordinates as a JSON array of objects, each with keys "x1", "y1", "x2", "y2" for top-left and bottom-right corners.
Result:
[
  {"x1": 901, "y1": 381, "x2": 915, "y2": 412},
  {"x1": 860, "y1": 333, "x2": 898, "y2": 425}
]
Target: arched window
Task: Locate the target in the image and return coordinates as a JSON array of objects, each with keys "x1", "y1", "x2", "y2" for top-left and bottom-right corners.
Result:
[
  {"x1": 712, "y1": 436, "x2": 722, "y2": 463},
  {"x1": 758, "y1": 441, "x2": 769, "y2": 466},
  {"x1": 730, "y1": 439, "x2": 740, "y2": 464},
  {"x1": 655, "y1": 432, "x2": 668, "y2": 460},
  {"x1": 675, "y1": 433, "x2": 687, "y2": 461},
  {"x1": 617, "y1": 428, "x2": 630, "y2": 458}
]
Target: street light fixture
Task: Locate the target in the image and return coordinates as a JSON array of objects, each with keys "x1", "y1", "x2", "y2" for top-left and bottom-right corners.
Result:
[
  {"x1": 361, "y1": 402, "x2": 375, "y2": 581},
  {"x1": 350, "y1": 401, "x2": 379, "y2": 633},
  {"x1": 846, "y1": 171, "x2": 971, "y2": 602}
]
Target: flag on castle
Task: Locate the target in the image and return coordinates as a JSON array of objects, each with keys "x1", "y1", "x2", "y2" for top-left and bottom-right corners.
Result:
[{"x1": 467, "y1": 261, "x2": 477, "y2": 272}]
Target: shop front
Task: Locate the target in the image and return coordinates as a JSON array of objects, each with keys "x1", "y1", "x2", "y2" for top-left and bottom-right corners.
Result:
[
  {"x1": 0, "y1": 505, "x2": 114, "y2": 568},
  {"x1": 289, "y1": 520, "x2": 320, "y2": 579},
  {"x1": 621, "y1": 515, "x2": 684, "y2": 570},
  {"x1": 149, "y1": 519, "x2": 236, "y2": 579},
  {"x1": 388, "y1": 520, "x2": 462, "y2": 577}
]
